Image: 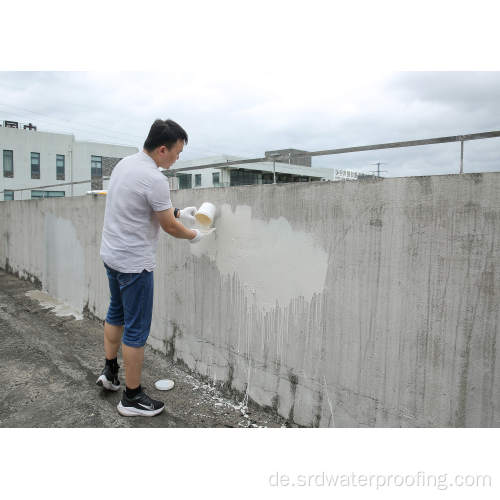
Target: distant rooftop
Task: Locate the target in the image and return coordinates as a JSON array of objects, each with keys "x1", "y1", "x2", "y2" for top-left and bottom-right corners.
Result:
[{"x1": 173, "y1": 155, "x2": 245, "y2": 169}]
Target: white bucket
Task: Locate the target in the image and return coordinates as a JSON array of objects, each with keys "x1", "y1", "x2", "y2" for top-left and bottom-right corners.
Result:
[{"x1": 195, "y1": 202, "x2": 216, "y2": 227}]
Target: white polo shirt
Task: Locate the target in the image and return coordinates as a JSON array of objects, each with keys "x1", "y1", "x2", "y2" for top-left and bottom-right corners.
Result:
[{"x1": 100, "y1": 151, "x2": 172, "y2": 273}]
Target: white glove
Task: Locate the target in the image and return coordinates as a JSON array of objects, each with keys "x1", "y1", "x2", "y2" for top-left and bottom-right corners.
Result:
[
  {"x1": 179, "y1": 206, "x2": 197, "y2": 223},
  {"x1": 189, "y1": 228, "x2": 216, "y2": 244}
]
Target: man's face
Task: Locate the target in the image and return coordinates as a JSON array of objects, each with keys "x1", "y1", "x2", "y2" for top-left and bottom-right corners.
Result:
[{"x1": 159, "y1": 140, "x2": 184, "y2": 169}]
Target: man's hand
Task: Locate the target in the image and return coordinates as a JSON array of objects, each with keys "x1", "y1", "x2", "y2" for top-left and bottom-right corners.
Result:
[
  {"x1": 155, "y1": 208, "x2": 197, "y2": 240},
  {"x1": 179, "y1": 206, "x2": 197, "y2": 223},
  {"x1": 189, "y1": 228, "x2": 216, "y2": 244}
]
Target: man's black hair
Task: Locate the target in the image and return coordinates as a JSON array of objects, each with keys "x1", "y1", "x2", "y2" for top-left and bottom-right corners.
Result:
[{"x1": 143, "y1": 119, "x2": 188, "y2": 151}]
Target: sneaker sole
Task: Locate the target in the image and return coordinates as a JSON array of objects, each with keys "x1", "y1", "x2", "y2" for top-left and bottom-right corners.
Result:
[
  {"x1": 96, "y1": 374, "x2": 120, "y2": 392},
  {"x1": 117, "y1": 401, "x2": 165, "y2": 417}
]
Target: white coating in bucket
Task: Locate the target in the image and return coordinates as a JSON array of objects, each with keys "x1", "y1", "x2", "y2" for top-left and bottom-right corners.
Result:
[{"x1": 195, "y1": 202, "x2": 216, "y2": 227}]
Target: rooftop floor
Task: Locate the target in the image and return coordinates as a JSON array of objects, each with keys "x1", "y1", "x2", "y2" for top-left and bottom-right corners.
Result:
[{"x1": 0, "y1": 270, "x2": 287, "y2": 428}]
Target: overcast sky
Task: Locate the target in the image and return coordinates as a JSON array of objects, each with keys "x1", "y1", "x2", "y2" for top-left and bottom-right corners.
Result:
[{"x1": 2, "y1": 2, "x2": 499, "y2": 178}]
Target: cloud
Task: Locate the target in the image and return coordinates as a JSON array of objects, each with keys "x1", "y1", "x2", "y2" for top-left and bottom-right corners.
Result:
[
  {"x1": 388, "y1": 72, "x2": 500, "y2": 114},
  {"x1": 0, "y1": 71, "x2": 499, "y2": 177}
]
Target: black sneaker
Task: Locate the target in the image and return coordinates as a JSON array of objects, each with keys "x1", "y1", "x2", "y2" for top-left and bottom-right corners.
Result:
[
  {"x1": 96, "y1": 363, "x2": 121, "y2": 391},
  {"x1": 117, "y1": 389, "x2": 165, "y2": 417}
]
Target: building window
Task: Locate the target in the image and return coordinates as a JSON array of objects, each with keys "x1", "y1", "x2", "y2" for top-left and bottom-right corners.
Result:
[
  {"x1": 56, "y1": 154, "x2": 65, "y2": 180},
  {"x1": 101, "y1": 156, "x2": 122, "y2": 177},
  {"x1": 262, "y1": 173, "x2": 274, "y2": 184},
  {"x1": 195, "y1": 174, "x2": 201, "y2": 187},
  {"x1": 3, "y1": 150, "x2": 14, "y2": 178},
  {"x1": 212, "y1": 172, "x2": 220, "y2": 186},
  {"x1": 230, "y1": 169, "x2": 260, "y2": 186},
  {"x1": 177, "y1": 174, "x2": 192, "y2": 189},
  {"x1": 31, "y1": 152, "x2": 40, "y2": 179},
  {"x1": 3, "y1": 190, "x2": 14, "y2": 201},
  {"x1": 91, "y1": 155, "x2": 102, "y2": 177},
  {"x1": 31, "y1": 190, "x2": 65, "y2": 199}
]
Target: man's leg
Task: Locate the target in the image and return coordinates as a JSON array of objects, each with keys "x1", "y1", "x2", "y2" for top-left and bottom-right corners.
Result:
[
  {"x1": 104, "y1": 321, "x2": 124, "y2": 360},
  {"x1": 119, "y1": 269, "x2": 153, "y2": 390},
  {"x1": 117, "y1": 270, "x2": 164, "y2": 416},
  {"x1": 122, "y1": 344, "x2": 144, "y2": 389},
  {"x1": 96, "y1": 321, "x2": 123, "y2": 390},
  {"x1": 97, "y1": 264, "x2": 124, "y2": 391}
]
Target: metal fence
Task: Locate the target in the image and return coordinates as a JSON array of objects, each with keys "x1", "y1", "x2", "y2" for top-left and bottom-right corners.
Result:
[
  {"x1": 2, "y1": 130, "x2": 500, "y2": 199},
  {"x1": 168, "y1": 130, "x2": 500, "y2": 175}
]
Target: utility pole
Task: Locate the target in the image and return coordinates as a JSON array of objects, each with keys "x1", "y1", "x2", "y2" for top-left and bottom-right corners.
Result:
[
  {"x1": 460, "y1": 140, "x2": 464, "y2": 174},
  {"x1": 369, "y1": 161, "x2": 388, "y2": 177},
  {"x1": 267, "y1": 152, "x2": 281, "y2": 184}
]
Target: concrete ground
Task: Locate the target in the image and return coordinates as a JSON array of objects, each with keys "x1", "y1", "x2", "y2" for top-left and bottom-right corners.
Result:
[{"x1": 0, "y1": 270, "x2": 287, "y2": 428}]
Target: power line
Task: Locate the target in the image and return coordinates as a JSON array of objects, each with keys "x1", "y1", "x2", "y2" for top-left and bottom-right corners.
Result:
[
  {"x1": 0, "y1": 102, "x2": 143, "y2": 146},
  {"x1": 0, "y1": 102, "x2": 241, "y2": 157},
  {"x1": 0, "y1": 91, "x2": 147, "y2": 141},
  {"x1": 0, "y1": 84, "x2": 263, "y2": 157},
  {"x1": 0, "y1": 88, "x2": 262, "y2": 157},
  {"x1": 0, "y1": 110, "x2": 140, "y2": 147}
]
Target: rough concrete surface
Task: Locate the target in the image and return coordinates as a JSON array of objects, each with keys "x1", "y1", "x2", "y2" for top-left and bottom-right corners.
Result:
[
  {"x1": 0, "y1": 270, "x2": 288, "y2": 428},
  {"x1": 1, "y1": 173, "x2": 499, "y2": 427}
]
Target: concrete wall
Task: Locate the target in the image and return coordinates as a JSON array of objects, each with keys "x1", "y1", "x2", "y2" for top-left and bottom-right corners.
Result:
[{"x1": 1, "y1": 172, "x2": 499, "y2": 427}]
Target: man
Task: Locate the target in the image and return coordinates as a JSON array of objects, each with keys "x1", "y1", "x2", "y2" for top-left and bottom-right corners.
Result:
[{"x1": 96, "y1": 118, "x2": 214, "y2": 417}]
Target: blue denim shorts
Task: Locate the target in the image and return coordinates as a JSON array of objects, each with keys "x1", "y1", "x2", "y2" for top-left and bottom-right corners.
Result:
[{"x1": 104, "y1": 263, "x2": 154, "y2": 348}]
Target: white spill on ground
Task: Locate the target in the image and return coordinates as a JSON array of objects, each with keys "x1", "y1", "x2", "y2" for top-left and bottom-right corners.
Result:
[
  {"x1": 184, "y1": 374, "x2": 271, "y2": 428},
  {"x1": 25, "y1": 290, "x2": 83, "y2": 320}
]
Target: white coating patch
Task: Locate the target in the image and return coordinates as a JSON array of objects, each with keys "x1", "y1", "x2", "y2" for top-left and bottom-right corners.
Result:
[
  {"x1": 25, "y1": 290, "x2": 83, "y2": 320},
  {"x1": 190, "y1": 204, "x2": 328, "y2": 310},
  {"x1": 43, "y1": 214, "x2": 85, "y2": 316}
]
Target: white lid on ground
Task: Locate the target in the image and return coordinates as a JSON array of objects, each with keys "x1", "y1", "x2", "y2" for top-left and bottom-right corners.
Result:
[{"x1": 154, "y1": 379, "x2": 175, "y2": 391}]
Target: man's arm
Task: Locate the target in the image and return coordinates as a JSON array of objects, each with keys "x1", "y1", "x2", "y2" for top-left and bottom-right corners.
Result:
[{"x1": 155, "y1": 208, "x2": 197, "y2": 240}]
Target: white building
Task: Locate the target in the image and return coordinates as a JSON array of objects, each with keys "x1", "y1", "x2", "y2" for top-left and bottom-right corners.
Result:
[
  {"x1": 164, "y1": 155, "x2": 242, "y2": 189},
  {"x1": 1, "y1": 120, "x2": 138, "y2": 200},
  {"x1": 167, "y1": 152, "x2": 363, "y2": 190}
]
